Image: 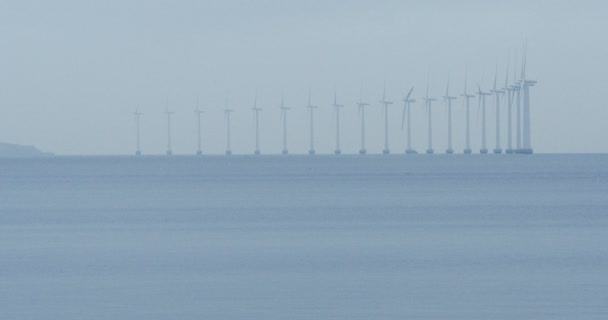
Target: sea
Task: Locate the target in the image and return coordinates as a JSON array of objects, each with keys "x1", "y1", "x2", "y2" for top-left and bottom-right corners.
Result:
[{"x1": 1, "y1": 154, "x2": 607, "y2": 319}]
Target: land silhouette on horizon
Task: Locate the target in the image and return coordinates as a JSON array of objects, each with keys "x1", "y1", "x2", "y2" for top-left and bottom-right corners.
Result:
[{"x1": 0, "y1": 142, "x2": 53, "y2": 158}]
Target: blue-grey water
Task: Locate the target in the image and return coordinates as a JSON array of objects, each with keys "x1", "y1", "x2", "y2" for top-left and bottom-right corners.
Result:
[{"x1": 1, "y1": 154, "x2": 607, "y2": 319}]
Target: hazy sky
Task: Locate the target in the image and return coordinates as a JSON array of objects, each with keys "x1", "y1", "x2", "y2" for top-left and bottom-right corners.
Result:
[{"x1": 1, "y1": 0, "x2": 606, "y2": 154}]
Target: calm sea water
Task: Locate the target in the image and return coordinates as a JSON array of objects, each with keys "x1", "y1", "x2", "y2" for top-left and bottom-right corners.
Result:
[{"x1": 1, "y1": 154, "x2": 607, "y2": 319}]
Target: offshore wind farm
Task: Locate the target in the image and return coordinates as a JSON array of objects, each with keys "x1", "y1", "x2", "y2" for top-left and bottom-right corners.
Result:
[{"x1": 131, "y1": 47, "x2": 538, "y2": 156}]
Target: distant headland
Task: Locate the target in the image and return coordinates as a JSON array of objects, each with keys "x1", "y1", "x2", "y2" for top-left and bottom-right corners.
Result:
[{"x1": 0, "y1": 143, "x2": 53, "y2": 158}]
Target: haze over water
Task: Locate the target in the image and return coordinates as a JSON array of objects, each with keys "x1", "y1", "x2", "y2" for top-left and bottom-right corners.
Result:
[{"x1": 1, "y1": 154, "x2": 607, "y2": 319}]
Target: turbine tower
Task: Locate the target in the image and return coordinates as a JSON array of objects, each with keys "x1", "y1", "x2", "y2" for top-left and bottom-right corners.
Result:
[
  {"x1": 195, "y1": 101, "x2": 204, "y2": 156},
  {"x1": 519, "y1": 44, "x2": 536, "y2": 154},
  {"x1": 424, "y1": 77, "x2": 437, "y2": 154},
  {"x1": 514, "y1": 80, "x2": 522, "y2": 153},
  {"x1": 505, "y1": 60, "x2": 515, "y2": 154},
  {"x1": 224, "y1": 101, "x2": 234, "y2": 155},
  {"x1": 332, "y1": 89, "x2": 344, "y2": 155},
  {"x1": 380, "y1": 83, "x2": 393, "y2": 154},
  {"x1": 401, "y1": 87, "x2": 416, "y2": 154},
  {"x1": 477, "y1": 84, "x2": 492, "y2": 154},
  {"x1": 491, "y1": 66, "x2": 505, "y2": 154},
  {"x1": 461, "y1": 71, "x2": 475, "y2": 154},
  {"x1": 134, "y1": 109, "x2": 143, "y2": 156},
  {"x1": 280, "y1": 95, "x2": 290, "y2": 155},
  {"x1": 357, "y1": 90, "x2": 369, "y2": 155},
  {"x1": 165, "y1": 104, "x2": 174, "y2": 156},
  {"x1": 442, "y1": 78, "x2": 457, "y2": 154},
  {"x1": 305, "y1": 90, "x2": 318, "y2": 155},
  {"x1": 252, "y1": 96, "x2": 262, "y2": 155}
]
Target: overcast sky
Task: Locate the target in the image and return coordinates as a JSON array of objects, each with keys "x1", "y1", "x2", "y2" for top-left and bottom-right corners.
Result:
[{"x1": 0, "y1": 0, "x2": 606, "y2": 155}]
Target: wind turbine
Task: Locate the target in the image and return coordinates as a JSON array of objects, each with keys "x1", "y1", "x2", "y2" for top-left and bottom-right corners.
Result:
[
  {"x1": 195, "y1": 100, "x2": 204, "y2": 156},
  {"x1": 224, "y1": 100, "x2": 234, "y2": 155},
  {"x1": 134, "y1": 109, "x2": 143, "y2": 156},
  {"x1": 380, "y1": 82, "x2": 393, "y2": 155},
  {"x1": 305, "y1": 89, "x2": 318, "y2": 155},
  {"x1": 490, "y1": 65, "x2": 505, "y2": 154},
  {"x1": 252, "y1": 96, "x2": 262, "y2": 155},
  {"x1": 442, "y1": 78, "x2": 457, "y2": 154},
  {"x1": 332, "y1": 89, "x2": 345, "y2": 155},
  {"x1": 357, "y1": 89, "x2": 369, "y2": 155},
  {"x1": 165, "y1": 102, "x2": 174, "y2": 156},
  {"x1": 401, "y1": 87, "x2": 416, "y2": 154},
  {"x1": 514, "y1": 63, "x2": 522, "y2": 153},
  {"x1": 477, "y1": 84, "x2": 492, "y2": 154},
  {"x1": 519, "y1": 42, "x2": 536, "y2": 154},
  {"x1": 424, "y1": 76, "x2": 437, "y2": 154},
  {"x1": 280, "y1": 94, "x2": 290, "y2": 155},
  {"x1": 461, "y1": 70, "x2": 475, "y2": 154},
  {"x1": 505, "y1": 59, "x2": 515, "y2": 154}
]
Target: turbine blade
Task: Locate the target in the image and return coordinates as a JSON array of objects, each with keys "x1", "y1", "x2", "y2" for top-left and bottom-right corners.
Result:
[
  {"x1": 505, "y1": 56, "x2": 510, "y2": 89},
  {"x1": 493, "y1": 64, "x2": 498, "y2": 91},
  {"x1": 382, "y1": 80, "x2": 386, "y2": 101},
  {"x1": 308, "y1": 88, "x2": 311, "y2": 106},
  {"x1": 426, "y1": 72, "x2": 430, "y2": 99},
  {"x1": 334, "y1": 88, "x2": 337, "y2": 106},
  {"x1": 514, "y1": 53, "x2": 518, "y2": 84},
  {"x1": 463, "y1": 66, "x2": 468, "y2": 94},
  {"x1": 521, "y1": 40, "x2": 527, "y2": 80},
  {"x1": 405, "y1": 87, "x2": 414, "y2": 101}
]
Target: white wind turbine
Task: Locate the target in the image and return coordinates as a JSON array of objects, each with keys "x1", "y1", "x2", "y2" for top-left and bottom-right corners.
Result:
[
  {"x1": 332, "y1": 89, "x2": 344, "y2": 155},
  {"x1": 424, "y1": 77, "x2": 437, "y2": 154},
  {"x1": 461, "y1": 71, "x2": 475, "y2": 154},
  {"x1": 519, "y1": 43, "x2": 536, "y2": 154},
  {"x1": 380, "y1": 83, "x2": 393, "y2": 154},
  {"x1": 165, "y1": 102, "x2": 174, "y2": 156},
  {"x1": 280, "y1": 94, "x2": 290, "y2": 155},
  {"x1": 491, "y1": 66, "x2": 505, "y2": 154},
  {"x1": 400, "y1": 87, "x2": 416, "y2": 154},
  {"x1": 514, "y1": 62, "x2": 522, "y2": 153},
  {"x1": 195, "y1": 100, "x2": 204, "y2": 156},
  {"x1": 505, "y1": 59, "x2": 516, "y2": 154},
  {"x1": 477, "y1": 84, "x2": 492, "y2": 154},
  {"x1": 252, "y1": 96, "x2": 262, "y2": 155},
  {"x1": 442, "y1": 78, "x2": 457, "y2": 154},
  {"x1": 133, "y1": 109, "x2": 143, "y2": 156},
  {"x1": 224, "y1": 100, "x2": 235, "y2": 155},
  {"x1": 305, "y1": 90, "x2": 318, "y2": 155},
  {"x1": 357, "y1": 90, "x2": 369, "y2": 155}
]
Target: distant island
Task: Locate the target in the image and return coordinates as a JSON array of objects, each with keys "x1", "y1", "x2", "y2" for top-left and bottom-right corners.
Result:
[{"x1": 0, "y1": 142, "x2": 53, "y2": 158}]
